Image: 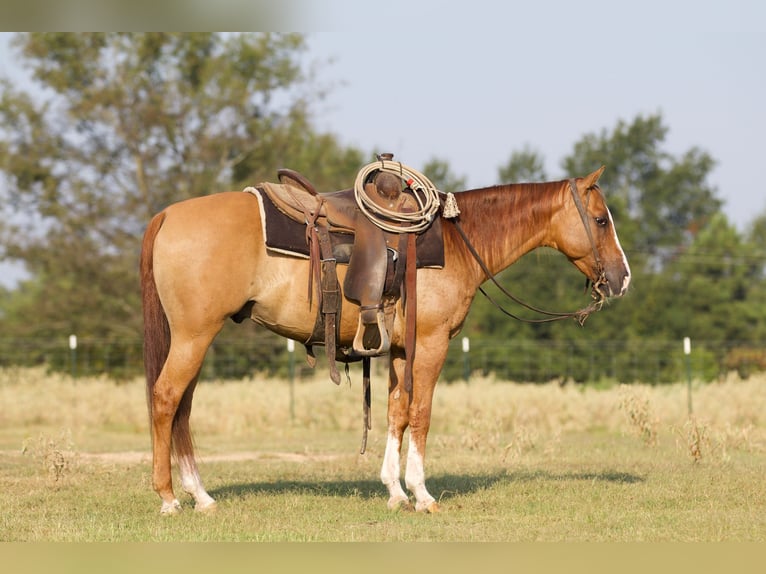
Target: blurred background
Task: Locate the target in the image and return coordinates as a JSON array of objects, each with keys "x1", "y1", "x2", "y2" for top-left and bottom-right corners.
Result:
[{"x1": 1, "y1": 1, "x2": 764, "y2": 384}]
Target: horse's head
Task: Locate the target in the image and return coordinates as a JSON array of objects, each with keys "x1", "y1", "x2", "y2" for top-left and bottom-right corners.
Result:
[{"x1": 553, "y1": 166, "x2": 631, "y2": 299}]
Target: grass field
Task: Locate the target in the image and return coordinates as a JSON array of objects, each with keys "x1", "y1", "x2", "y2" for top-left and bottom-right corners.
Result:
[{"x1": 1, "y1": 365, "x2": 765, "y2": 541}]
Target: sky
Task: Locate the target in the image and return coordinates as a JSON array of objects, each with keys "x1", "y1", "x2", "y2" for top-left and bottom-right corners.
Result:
[
  {"x1": 0, "y1": 1, "x2": 764, "y2": 284},
  {"x1": 302, "y1": 0, "x2": 765, "y2": 231}
]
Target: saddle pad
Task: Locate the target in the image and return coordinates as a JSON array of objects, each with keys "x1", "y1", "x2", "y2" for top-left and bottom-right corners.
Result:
[{"x1": 247, "y1": 187, "x2": 445, "y2": 268}]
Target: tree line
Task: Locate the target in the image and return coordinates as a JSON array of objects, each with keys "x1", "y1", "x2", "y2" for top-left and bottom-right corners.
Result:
[{"x1": 1, "y1": 33, "x2": 764, "y2": 383}]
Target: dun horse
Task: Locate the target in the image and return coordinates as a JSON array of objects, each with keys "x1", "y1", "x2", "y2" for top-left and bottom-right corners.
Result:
[{"x1": 140, "y1": 165, "x2": 630, "y2": 514}]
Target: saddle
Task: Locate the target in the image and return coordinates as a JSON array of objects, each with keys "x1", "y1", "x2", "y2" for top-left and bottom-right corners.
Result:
[{"x1": 250, "y1": 164, "x2": 444, "y2": 389}]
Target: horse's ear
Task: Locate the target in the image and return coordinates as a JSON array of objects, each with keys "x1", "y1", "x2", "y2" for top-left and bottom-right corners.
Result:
[{"x1": 583, "y1": 166, "x2": 606, "y2": 188}]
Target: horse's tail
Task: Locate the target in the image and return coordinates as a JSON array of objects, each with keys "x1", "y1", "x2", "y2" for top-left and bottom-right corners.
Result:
[{"x1": 140, "y1": 211, "x2": 170, "y2": 421}]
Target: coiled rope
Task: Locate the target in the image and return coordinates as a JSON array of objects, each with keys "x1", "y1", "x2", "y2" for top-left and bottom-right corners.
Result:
[{"x1": 354, "y1": 159, "x2": 442, "y2": 233}]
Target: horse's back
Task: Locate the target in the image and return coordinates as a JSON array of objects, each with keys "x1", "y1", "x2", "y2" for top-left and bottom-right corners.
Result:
[{"x1": 161, "y1": 191, "x2": 260, "y2": 231}]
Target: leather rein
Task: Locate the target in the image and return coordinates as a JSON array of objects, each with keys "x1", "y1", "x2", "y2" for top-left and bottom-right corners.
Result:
[{"x1": 451, "y1": 179, "x2": 608, "y2": 326}]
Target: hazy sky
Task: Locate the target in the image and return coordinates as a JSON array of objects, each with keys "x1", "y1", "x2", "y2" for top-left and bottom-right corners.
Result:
[{"x1": 0, "y1": 1, "x2": 763, "y2": 260}]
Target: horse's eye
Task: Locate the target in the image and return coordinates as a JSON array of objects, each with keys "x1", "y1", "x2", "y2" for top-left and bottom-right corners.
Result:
[{"x1": 595, "y1": 216, "x2": 608, "y2": 227}]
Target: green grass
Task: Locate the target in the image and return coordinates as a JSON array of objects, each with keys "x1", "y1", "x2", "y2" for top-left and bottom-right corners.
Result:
[{"x1": 1, "y1": 367, "x2": 765, "y2": 541}]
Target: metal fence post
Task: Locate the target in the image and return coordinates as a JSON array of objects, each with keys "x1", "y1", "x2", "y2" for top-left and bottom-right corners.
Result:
[
  {"x1": 68, "y1": 334, "x2": 77, "y2": 380},
  {"x1": 462, "y1": 337, "x2": 470, "y2": 382},
  {"x1": 684, "y1": 337, "x2": 692, "y2": 415},
  {"x1": 287, "y1": 338, "x2": 295, "y2": 422}
]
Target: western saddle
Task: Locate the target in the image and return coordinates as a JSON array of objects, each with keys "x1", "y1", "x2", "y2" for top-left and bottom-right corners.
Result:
[{"x1": 252, "y1": 156, "x2": 442, "y2": 381}]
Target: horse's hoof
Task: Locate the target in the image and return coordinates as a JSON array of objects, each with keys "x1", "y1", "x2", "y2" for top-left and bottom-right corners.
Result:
[
  {"x1": 195, "y1": 500, "x2": 218, "y2": 513},
  {"x1": 160, "y1": 499, "x2": 182, "y2": 515},
  {"x1": 387, "y1": 496, "x2": 414, "y2": 512},
  {"x1": 416, "y1": 500, "x2": 440, "y2": 514}
]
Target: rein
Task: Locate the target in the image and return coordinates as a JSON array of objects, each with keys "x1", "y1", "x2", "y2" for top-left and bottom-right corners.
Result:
[{"x1": 450, "y1": 179, "x2": 607, "y2": 326}]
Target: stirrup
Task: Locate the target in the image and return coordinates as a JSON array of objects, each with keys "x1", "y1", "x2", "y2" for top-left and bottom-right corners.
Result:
[{"x1": 352, "y1": 307, "x2": 390, "y2": 356}]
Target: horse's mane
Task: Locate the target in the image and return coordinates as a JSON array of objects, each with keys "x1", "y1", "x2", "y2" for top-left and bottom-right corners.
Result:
[{"x1": 444, "y1": 180, "x2": 568, "y2": 268}]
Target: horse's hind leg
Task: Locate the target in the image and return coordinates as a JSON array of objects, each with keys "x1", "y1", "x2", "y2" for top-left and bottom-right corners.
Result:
[
  {"x1": 174, "y1": 377, "x2": 217, "y2": 512},
  {"x1": 151, "y1": 333, "x2": 218, "y2": 514}
]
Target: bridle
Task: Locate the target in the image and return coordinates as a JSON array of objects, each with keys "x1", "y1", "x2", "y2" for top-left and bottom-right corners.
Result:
[
  {"x1": 567, "y1": 178, "x2": 609, "y2": 302},
  {"x1": 450, "y1": 178, "x2": 608, "y2": 325}
]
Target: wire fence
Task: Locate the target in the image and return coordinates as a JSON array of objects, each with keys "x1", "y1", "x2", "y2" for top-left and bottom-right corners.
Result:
[
  {"x1": 1, "y1": 335, "x2": 764, "y2": 384},
  {"x1": 441, "y1": 338, "x2": 765, "y2": 384}
]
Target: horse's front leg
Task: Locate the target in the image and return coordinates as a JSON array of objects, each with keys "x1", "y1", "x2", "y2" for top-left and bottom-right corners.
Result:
[
  {"x1": 381, "y1": 344, "x2": 444, "y2": 513},
  {"x1": 380, "y1": 349, "x2": 412, "y2": 510}
]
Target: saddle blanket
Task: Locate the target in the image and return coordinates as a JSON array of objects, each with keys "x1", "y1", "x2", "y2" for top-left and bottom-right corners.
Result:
[{"x1": 247, "y1": 186, "x2": 445, "y2": 269}]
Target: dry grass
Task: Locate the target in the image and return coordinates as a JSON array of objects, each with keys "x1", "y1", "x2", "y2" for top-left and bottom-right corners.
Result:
[
  {"x1": 2, "y1": 365, "x2": 765, "y2": 464},
  {"x1": 1, "y1": 365, "x2": 765, "y2": 541}
]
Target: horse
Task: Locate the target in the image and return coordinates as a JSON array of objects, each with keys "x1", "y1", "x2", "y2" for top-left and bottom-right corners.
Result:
[{"x1": 140, "y1": 165, "x2": 631, "y2": 514}]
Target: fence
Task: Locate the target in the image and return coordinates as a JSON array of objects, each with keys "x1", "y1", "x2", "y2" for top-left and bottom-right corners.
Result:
[
  {"x1": 440, "y1": 338, "x2": 765, "y2": 383},
  {"x1": 0, "y1": 335, "x2": 763, "y2": 384}
]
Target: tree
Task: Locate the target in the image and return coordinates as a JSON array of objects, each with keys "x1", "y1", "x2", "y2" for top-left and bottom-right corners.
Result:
[
  {"x1": 746, "y1": 213, "x2": 766, "y2": 264},
  {"x1": 0, "y1": 33, "x2": 362, "y2": 356},
  {"x1": 421, "y1": 157, "x2": 467, "y2": 193},
  {"x1": 497, "y1": 145, "x2": 547, "y2": 182},
  {"x1": 455, "y1": 113, "x2": 734, "y2": 383},
  {"x1": 561, "y1": 113, "x2": 721, "y2": 263},
  {"x1": 558, "y1": 113, "x2": 726, "y2": 344}
]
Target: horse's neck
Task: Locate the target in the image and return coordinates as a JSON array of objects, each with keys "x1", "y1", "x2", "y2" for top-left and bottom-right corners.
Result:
[{"x1": 453, "y1": 182, "x2": 563, "y2": 281}]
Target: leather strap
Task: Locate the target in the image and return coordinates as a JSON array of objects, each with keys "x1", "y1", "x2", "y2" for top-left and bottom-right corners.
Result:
[
  {"x1": 316, "y1": 225, "x2": 341, "y2": 384},
  {"x1": 568, "y1": 179, "x2": 602, "y2": 270},
  {"x1": 305, "y1": 198, "x2": 324, "y2": 309},
  {"x1": 451, "y1": 179, "x2": 608, "y2": 326},
  {"x1": 403, "y1": 233, "x2": 418, "y2": 395},
  {"x1": 390, "y1": 234, "x2": 408, "y2": 297},
  {"x1": 360, "y1": 357, "x2": 371, "y2": 454}
]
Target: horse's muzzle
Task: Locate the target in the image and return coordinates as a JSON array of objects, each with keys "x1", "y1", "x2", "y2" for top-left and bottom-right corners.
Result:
[{"x1": 604, "y1": 267, "x2": 631, "y2": 298}]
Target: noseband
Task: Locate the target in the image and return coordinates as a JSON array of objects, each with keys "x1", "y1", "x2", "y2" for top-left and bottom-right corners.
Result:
[{"x1": 451, "y1": 179, "x2": 608, "y2": 325}]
